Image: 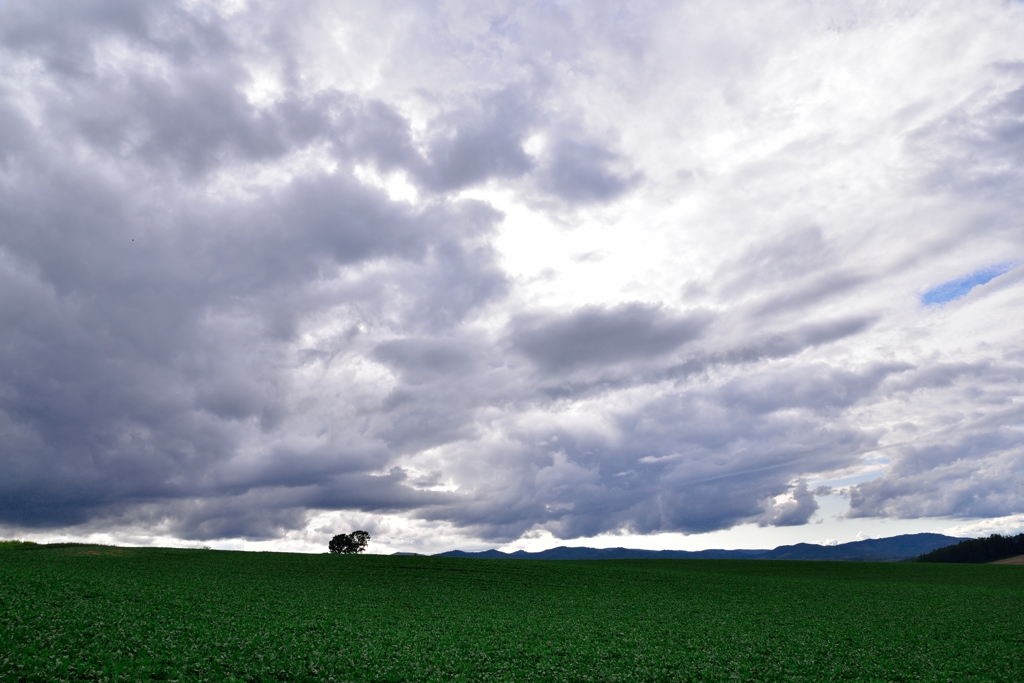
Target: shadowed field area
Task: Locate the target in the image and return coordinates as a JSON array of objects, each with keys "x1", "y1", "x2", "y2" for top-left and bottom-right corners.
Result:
[{"x1": 1, "y1": 545, "x2": 1022, "y2": 682}]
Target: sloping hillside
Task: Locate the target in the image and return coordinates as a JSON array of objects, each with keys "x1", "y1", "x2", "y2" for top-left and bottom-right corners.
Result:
[
  {"x1": 761, "y1": 534, "x2": 964, "y2": 562},
  {"x1": 915, "y1": 533, "x2": 1024, "y2": 563}
]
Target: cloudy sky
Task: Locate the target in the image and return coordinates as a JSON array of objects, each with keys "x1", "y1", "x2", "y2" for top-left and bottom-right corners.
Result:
[{"x1": 2, "y1": 0, "x2": 1023, "y2": 555}]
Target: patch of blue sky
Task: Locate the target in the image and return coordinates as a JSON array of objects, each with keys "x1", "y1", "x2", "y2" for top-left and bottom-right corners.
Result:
[{"x1": 921, "y1": 261, "x2": 1019, "y2": 307}]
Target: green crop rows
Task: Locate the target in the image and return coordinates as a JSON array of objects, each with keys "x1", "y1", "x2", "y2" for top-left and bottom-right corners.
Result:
[{"x1": 1, "y1": 546, "x2": 1022, "y2": 682}]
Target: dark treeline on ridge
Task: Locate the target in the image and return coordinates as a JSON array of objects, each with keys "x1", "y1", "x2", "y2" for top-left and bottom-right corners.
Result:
[{"x1": 914, "y1": 533, "x2": 1024, "y2": 563}]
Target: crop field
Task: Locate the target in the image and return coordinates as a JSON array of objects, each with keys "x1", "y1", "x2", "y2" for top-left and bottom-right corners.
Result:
[{"x1": 1, "y1": 545, "x2": 1022, "y2": 682}]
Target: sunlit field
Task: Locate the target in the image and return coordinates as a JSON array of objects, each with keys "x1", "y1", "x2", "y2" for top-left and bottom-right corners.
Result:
[{"x1": 2, "y1": 545, "x2": 1022, "y2": 682}]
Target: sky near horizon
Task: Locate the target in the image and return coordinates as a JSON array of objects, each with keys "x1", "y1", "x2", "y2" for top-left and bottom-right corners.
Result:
[{"x1": 1, "y1": 0, "x2": 1024, "y2": 555}]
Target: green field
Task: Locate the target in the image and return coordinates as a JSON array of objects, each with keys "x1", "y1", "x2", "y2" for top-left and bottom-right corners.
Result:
[{"x1": 1, "y1": 545, "x2": 1022, "y2": 682}]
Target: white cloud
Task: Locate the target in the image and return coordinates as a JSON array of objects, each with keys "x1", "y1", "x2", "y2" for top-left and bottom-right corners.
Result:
[{"x1": 944, "y1": 514, "x2": 1024, "y2": 538}]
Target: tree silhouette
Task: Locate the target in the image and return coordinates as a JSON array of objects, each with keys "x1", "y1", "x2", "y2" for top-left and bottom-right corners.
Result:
[{"x1": 329, "y1": 530, "x2": 370, "y2": 554}]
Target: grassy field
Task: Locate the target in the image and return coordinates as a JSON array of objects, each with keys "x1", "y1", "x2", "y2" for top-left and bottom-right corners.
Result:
[{"x1": 1, "y1": 545, "x2": 1022, "y2": 682}]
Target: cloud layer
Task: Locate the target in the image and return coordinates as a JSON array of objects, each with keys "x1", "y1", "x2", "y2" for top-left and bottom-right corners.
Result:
[{"x1": 1, "y1": 0, "x2": 1023, "y2": 550}]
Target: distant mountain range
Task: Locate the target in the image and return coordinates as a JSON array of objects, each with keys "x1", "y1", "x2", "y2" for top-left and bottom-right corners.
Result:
[{"x1": 418, "y1": 533, "x2": 965, "y2": 563}]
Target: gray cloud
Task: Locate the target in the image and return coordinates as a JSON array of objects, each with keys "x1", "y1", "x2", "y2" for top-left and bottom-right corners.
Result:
[
  {"x1": 716, "y1": 362, "x2": 910, "y2": 415},
  {"x1": 847, "y1": 379, "x2": 1024, "y2": 522},
  {"x1": 416, "y1": 86, "x2": 538, "y2": 192},
  {"x1": 848, "y1": 438, "x2": 1024, "y2": 521},
  {"x1": 509, "y1": 303, "x2": 708, "y2": 373},
  {"x1": 534, "y1": 138, "x2": 642, "y2": 204},
  {"x1": 721, "y1": 316, "x2": 877, "y2": 363},
  {"x1": 374, "y1": 338, "x2": 478, "y2": 385},
  {"x1": 0, "y1": 0, "x2": 509, "y2": 538},
  {"x1": 519, "y1": 313, "x2": 879, "y2": 402},
  {"x1": 411, "y1": 356, "x2": 896, "y2": 541},
  {"x1": 910, "y1": 79, "x2": 1024, "y2": 201},
  {"x1": 2, "y1": 0, "x2": 1023, "y2": 549},
  {"x1": 758, "y1": 481, "x2": 819, "y2": 527},
  {"x1": 0, "y1": 1, "x2": 180, "y2": 78}
]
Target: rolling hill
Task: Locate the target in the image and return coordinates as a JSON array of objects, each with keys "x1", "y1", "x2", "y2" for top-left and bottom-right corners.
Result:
[
  {"x1": 431, "y1": 533, "x2": 964, "y2": 562},
  {"x1": 914, "y1": 533, "x2": 1024, "y2": 563}
]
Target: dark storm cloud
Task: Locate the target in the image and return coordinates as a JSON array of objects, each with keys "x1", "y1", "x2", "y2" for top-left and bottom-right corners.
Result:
[
  {"x1": 509, "y1": 303, "x2": 708, "y2": 373},
  {"x1": 417, "y1": 357, "x2": 900, "y2": 542},
  {"x1": 0, "y1": 0, "x2": 507, "y2": 538},
  {"x1": 65, "y1": 468, "x2": 458, "y2": 541}
]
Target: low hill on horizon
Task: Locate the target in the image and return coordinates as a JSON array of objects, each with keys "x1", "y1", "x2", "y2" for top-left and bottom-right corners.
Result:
[
  {"x1": 434, "y1": 546, "x2": 770, "y2": 561},
  {"x1": 430, "y1": 533, "x2": 965, "y2": 562},
  {"x1": 759, "y1": 533, "x2": 968, "y2": 562}
]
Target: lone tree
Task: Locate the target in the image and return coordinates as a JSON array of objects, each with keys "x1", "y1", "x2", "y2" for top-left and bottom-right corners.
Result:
[{"x1": 329, "y1": 530, "x2": 370, "y2": 554}]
